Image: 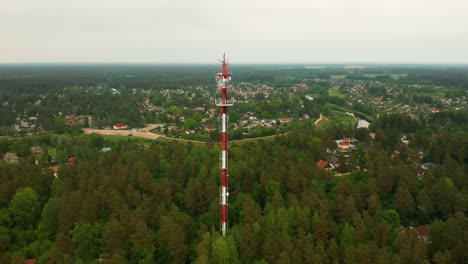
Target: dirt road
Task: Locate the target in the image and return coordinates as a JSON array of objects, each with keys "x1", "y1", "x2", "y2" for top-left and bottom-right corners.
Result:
[
  {"x1": 83, "y1": 129, "x2": 162, "y2": 140},
  {"x1": 84, "y1": 129, "x2": 286, "y2": 146},
  {"x1": 139, "y1": 124, "x2": 161, "y2": 132},
  {"x1": 314, "y1": 113, "x2": 328, "y2": 126}
]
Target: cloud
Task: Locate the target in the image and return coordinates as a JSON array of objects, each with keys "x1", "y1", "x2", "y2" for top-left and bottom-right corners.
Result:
[{"x1": 1, "y1": 0, "x2": 467, "y2": 63}]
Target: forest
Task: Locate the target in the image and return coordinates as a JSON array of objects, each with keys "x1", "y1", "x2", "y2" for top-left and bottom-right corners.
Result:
[
  {"x1": 0, "y1": 108, "x2": 467, "y2": 263},
  {"x1": 0, "y1": 64, "x2": 467, "y2": 263}
]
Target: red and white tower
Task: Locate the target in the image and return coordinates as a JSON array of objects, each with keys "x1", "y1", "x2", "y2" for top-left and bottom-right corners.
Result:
[{"x1": 215, "y1": 54, "x2": 233, "y2": 237}]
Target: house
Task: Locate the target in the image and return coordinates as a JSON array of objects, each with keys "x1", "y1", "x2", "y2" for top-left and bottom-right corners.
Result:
[
  {"x1": 342, "y1": 137, "x2": 357, "y2": 144},
  {"x1": 326, "y1": 155, "x2": 340, "y2": 169},
  {"x1": 421, "y1": 163, "x2": 436, "y2": 170},
  {"x1": 49, "y1": 165, "x2": 59, "y2": 177},
  {"x1": 316, "y1": 160, "x2": 330, "y2": 169},
  {"x1": 66, "y1": 119, "x2": 77, "y2": 126},
  {"x1": 101, "y1": 147, "x2": 112, "y2": 152},
  {"x1": 31, "y1": 145, "x2": 42, "y2": 154},
  {"x1": 279, "y1": 118, "x2": 292, "y2": 124},
  {"x1": 20, "y1": 120, "x2": 29, "y2": 128},
  {"x1": 111, "y1": 88, "x2": 120, "y2": 95},
  {"x1": 411, "y1": 225, "x2": 429, "y2": 242},
  {"x1": 338, "y1": 141, "x2": 350, "y2": 151},
  {"x1": 204, "y1": 125, "x2": 216, "y2": 132},
  {"x1": 65, "y1": 114, "x2": 88, "y2": 126},
  {"x1": 3, "y1": 152, "x2": 20, "y2": 164},
  {"x1": 336, "y1": 138, "x2": 357, "y2": 152},
  {"x1": 113, "y1": 124, "x2": 129, "y2": 130},
  {"x1": 208, "y1": 108, "x2": 217, "y2": 118},
  {"x1": 24, "y1": 259, "x2": 37, "y2": 264},
  {"x1": 67, "y1": 156, "x2": 77, "y2": 165},
  {"x1": 401, "y1": 135, "x2": 410, "y2": 146}
]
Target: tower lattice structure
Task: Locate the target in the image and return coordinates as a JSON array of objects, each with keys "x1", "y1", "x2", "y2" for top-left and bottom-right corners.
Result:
[{"x1": 215, "y1": 54, "x2": 233, "y2": 237}]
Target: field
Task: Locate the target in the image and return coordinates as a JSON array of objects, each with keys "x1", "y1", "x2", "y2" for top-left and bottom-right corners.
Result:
[
  {"x1": 304, "y1": 65, "x2": 326, "y2": 69},
  {"x1": 331, "y1": 75, "x2": 347, "y2": 79},
  {"x1": 363, "y1": 73, "x2": 408, "y2": 80},
  {"x1": 100, "y1": 135, "x2": 155, "y2": 147},
  {"x1": 331, "y1": 73, "x2": 408, "y2": 80},
  {"x1": 328, "y1": 88, "x2": 347, "y2": 98},
  {"x1": 85, "y1": 128, "x2": 287, "y2": 147},
  {"x1": 326, "y1": 103, "x2": 374, "y2": 122}
]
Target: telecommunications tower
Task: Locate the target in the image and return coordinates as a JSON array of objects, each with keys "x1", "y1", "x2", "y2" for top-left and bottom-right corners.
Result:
[{"x1": 215, "y1": 54, "x2": 233, "y2": 237}]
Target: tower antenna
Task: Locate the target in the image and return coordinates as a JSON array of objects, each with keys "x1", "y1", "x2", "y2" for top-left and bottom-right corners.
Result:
[{"x1": 215, "y1": 54, "x2": 233, "y2": 237}]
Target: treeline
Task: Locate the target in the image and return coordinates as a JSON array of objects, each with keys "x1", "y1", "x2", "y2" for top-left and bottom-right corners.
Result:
[{"x1": 401, "y1": 69, "x2": 468, "y2": 89}]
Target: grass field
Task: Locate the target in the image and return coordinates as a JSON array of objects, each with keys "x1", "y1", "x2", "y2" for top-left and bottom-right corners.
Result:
[
  {"x1": 155, "y1": 136, "x2": 206, "y2": 147},
  {"x1": 416, "y1": 86, "x2": 453, "y2": 99},
  {"x1": 344, "y1": 66, "x2": 367, "y2": 69},
  {"x1": 315, "y1": 109, "x2": 357, "y2": 131},
  {"x1": 326, "y1": 103, "x2": 374, "y2": 122},
  {"x1": 304, "y1": 66, "x2": 326, "y2": 69},
  {"x1": 230, "y1": 133, "x2": 288, "y2": 145},
  {"x1": 331, "y1": 73, "x2": 408, "y2": 80},
  {"x1": 363, "y1": 73, "x2": 408, "y2": 80},
  {"x1": 328, "y1": 89, "x2": 347, "y2": 98},
  {"x1": 331, "y1": 75, "x2": 347, "y2": 79},
  {"x1": 101, "y1": 135, "x2": 155, "y2": 147},
  {"x1": 328, "y1": 110, "x2": 358, "y2": 128},
  {"x1": 314, "y1": 115, "x2": 329, "y2": 129}
]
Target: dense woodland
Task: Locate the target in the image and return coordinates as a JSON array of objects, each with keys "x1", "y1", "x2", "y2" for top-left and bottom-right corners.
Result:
[
  {"x1": 0, "y1": 108, "x2": 467, "y2": 263},
  {"x1": 0, "y1": 64, "x2": 467, "y2": 263}
]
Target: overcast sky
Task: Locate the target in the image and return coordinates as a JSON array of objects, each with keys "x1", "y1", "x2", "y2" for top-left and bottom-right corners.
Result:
[{"x1": 1, "y1": 0, "x2": 467, "y2": 63}]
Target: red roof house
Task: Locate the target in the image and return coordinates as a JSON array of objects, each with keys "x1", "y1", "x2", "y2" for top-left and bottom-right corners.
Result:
[
  {"x1": 67, "y1": 156, "x2": 77, "y2": 165},
  {"x1": 338, "y1": 141, "x2": 350, "y2": 151},
  {"x1": 412, "y1": 225, "x2": 429, "y2": 241},
  {"x1": 113, "y1": 124, "x2": 129, "y2": 129},
  {"x1": 316, "y1": 160, "x2": 329, "y2": 169},
  {"x1": 279, "y1": 118, "x2": 292, "y2": 124},
  {"x1": 204, "y1": 125, "x2": 216, "y2": 132},
  {"x1": 24, "y1": 259, "x2": 37, "y2": 264}
]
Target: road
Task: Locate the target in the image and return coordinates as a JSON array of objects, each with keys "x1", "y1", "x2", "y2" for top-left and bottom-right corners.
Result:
[
  {"x1": 83, "y1": 129, "x2": 162, "y2": 140},
  {"x1": 139, "y1": 124, "x2": 161, "y2": 132},
  {"x1": 314, "y1": 113, "x2": 328, "y2": 126},
  {"x1": 83, "y1": 128, "x2": 288, "y2": 146}
]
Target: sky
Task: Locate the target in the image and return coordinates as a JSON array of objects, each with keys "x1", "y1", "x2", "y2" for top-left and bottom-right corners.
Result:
[{"x1": 1, "y1": 0, "x2": 468, "y2": 64}]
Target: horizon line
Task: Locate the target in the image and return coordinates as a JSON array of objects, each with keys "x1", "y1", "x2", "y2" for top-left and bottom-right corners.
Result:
[{"x1": 1, "y1": 61, "x2": 468, "y2": 66}]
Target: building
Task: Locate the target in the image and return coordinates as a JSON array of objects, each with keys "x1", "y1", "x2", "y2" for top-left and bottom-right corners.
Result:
[
  {"x1": 326, "y1": 155, "x2": 340, "y2": 169},
  {"x1": 204, "y1": 125, "x2": 216, "y2": 132},
  {"x1": 49, "y1": 165, "x2": 59, "y2": 177},
  {"x1": 67, "y1": 156, "x2": 77, "y2": 165},
  {"x1": 279, "y1": 118, "x2": 292, "y2": 124},
  {"x1": 336, "y1": 138, "x2": 357, "y2": 152},
  {"x1": 3, "y1": 152, "x2": 20, "y2": 164},
  {"x1": 113, "y1": 124, "x2": 129, "y2": 130},
  {"x1": 338, "y1": 141, "x2": 350, "y2": 151},
  {"x1": 411, "y1": 225, "x2": 429, "y2": 242},
  {"x1": 31, "y1": 145, "x2": 42, "y2": 155},
  {"x1": 421, "y1": 162, "x2": 436, "y2": 170},
  {"x1": 317, "y1": 160, "x2": 331, "y2": 169}
]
